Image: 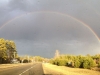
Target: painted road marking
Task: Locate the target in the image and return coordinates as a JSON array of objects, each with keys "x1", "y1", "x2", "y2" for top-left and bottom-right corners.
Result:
[{"x1": 19, "y1": 64, "x2": 37, "y2": 75}]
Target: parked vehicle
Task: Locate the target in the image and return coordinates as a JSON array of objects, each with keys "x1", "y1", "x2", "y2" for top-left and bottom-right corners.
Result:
[{"x1": 11, "y1": 59, "x2": 19, "y2": 64}]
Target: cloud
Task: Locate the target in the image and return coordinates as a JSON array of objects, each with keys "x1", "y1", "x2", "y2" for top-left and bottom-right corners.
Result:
[
  {"x1": 0, "y1": 12, "x2": 98, "y2": 41},
  {"x1": 0, "y1": 0, "x2": 100, "y2": 57}
]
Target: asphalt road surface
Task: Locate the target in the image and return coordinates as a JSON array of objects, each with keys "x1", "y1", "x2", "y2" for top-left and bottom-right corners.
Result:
[{"x1": 0, "y1": 63, "x2": 44, "y2": 75}]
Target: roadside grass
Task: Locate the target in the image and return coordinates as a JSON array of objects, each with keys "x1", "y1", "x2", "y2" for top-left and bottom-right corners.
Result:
[
  {"x1": 42, "y1": 63, "x2": 100, "y2": 75},
  {"x1": 0, "y1": 63, "x2": 30, "y2": 70}
]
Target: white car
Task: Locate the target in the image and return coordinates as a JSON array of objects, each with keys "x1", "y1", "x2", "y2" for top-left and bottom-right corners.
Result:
[{"x1": 11, "y1": 59, "x2": 19, "y2": 64}]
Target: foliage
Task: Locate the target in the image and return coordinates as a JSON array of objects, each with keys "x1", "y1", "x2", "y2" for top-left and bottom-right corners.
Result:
[
  {"x1": 74, "y1": 59, "x2": 80, "y2": 68},
  {"x1": 23, "y1": 59, "x2": 28, "y2": 63},
  {"x1": 0, "y1": 38, "x2": 17, "y2": 63},
  {"x1": 33, "y1": 56, "x2": 44, "y2": 62},
  {"x1": 83, "y1": 57, "x2": 96, "y2": 69},
  {"x1": 49, "y1": 54, "x2": 99, "y2": 69},
  {"x1": 98, "y1": 62, "x2": 100, "y2": 68},
  {"x1": 57, "y1": 59, "x2": 67, "y2": 66},
  {"x1": 0, "y1": 38, "x2": 7, "y2": 60}
]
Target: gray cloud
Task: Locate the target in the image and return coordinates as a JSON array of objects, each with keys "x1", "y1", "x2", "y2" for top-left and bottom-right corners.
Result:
[{"x1": 0, "y1": 0, "x2": 100, "y2": 58}]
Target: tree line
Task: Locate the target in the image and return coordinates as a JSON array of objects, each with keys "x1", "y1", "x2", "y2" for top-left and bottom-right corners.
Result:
[
  {"x1": 17, "y1": 56, "x2": 49, "y2": 63},
  {"x1": 49, "y1": 54, "x2": 100, "y2": 69},
  {"x1": 0, "y1": 38, "x2": 17, "y2": 64}
]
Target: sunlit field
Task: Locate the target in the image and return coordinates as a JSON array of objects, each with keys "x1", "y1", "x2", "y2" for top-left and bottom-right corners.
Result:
[{"x1": 43, "y1": 63, "x2": 100, "y2": 75}]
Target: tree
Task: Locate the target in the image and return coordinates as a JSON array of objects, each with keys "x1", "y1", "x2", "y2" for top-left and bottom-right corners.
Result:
[
  {"x1": 54, "y1": 50, "x2": 60, "y2": 58},
  {"x1": 74, "y1": 59, "x2": 81, "y2": 68},
  {"x1": 6, "y1": 40, "x2": 17, "y2": 60},
  {"x1": 0, "y1": 38, "x2": 7, "y2": 63},
  {"x1": 83, "y1": 57, "x2": 96, "y2": 69},
  {"x1": 0, "y1": 38, "x2": 18, "y2": 63}
]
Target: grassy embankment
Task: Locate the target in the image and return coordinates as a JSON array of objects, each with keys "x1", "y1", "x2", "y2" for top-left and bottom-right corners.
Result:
[{"x1": 43, "y1": 63, "x2": 100, "y2": 75}]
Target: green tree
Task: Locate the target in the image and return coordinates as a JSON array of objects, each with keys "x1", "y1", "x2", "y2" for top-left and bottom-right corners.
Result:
[
  {"x1": 0, "y1": 38, "x2": 18, "y2": 63},
  {"x1": 98, "y1": 62, "x2": 100, "y2": 68},
  {"x1": 0, "y1": 38, "x2": 7, "y2": 63},
  {"x1": 83, "y1": 57, "x2": 96, "y2": 69},
  {"x1": 57, "y1": 59, "x2": 67, "y2": 66},
  {"x1": 6, "y1": 40, "x2": 17, "y2": 59},
  {"x1": 74, "y1": 59, "x2": 80, "y2": 68}
]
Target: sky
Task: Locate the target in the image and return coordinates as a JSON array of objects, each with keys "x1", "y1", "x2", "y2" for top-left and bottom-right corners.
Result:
[{"x1": 0, "y1": 0, "x2": 100, "y2": 58}]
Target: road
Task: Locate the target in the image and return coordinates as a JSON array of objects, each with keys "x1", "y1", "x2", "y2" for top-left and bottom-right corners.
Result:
[{"x1": 0, "y1": 63, "x2": 44, "y2": 75}]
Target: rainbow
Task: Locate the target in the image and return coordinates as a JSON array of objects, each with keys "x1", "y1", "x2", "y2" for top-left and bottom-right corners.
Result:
[{"x1": 0, "y1": 11, "x2": 99, "y2": 42}]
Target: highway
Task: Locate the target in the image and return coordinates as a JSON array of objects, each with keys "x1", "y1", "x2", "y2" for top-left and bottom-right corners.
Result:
[{"x1": 0, "y1": 63, "x2": 44, "y2": 75}]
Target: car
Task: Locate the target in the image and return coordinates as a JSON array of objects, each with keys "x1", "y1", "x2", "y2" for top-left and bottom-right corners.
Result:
[{"x1": 10, "y1": 59, "x2": 19, "y2": 64}]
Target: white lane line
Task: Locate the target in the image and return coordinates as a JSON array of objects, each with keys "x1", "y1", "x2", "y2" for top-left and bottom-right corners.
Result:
[{"x1": 19, "y1": 64, "x2": 37, "y2": 75}]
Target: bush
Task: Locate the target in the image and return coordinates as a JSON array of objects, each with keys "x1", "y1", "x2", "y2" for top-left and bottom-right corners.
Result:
[
  {"x1": 57, "y1": 59, "x2": 67, "y2": 66},
  {"x1": 98, "y1": 62, "x2": 100, "y2": 68},
  {"x1": 49, "y1": 59, "x2": 54, "y2": 64},
  {"x1": 23, "y1": 59, "x2": 28, "y2": 63},
  {"x1": 74, "y1": 60, "x2": 80, "y2": 68},
  {"x1": 83, "y1": 57, "x2": 96, "y2": 69},
  {"x1": 53, "y1": 59, "x2": 59, "y2": 65},
  {"x1": 50, "y1": 58, "x2": 68, "y2": 66},
  {"x1": 49, "y1": 54, "x2": 98, "y2": 69},
  {"x1": 83, "y1": 60, "x2": 89, "y2": 69}
]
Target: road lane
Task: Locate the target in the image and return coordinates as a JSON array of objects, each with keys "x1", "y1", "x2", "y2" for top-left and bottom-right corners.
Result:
[
  {"x1": 0, "y1": 63, "x2": 44, "y2": 75},
  {"x1": 0, "y1": 64, "x2": 24, "y2": 71},
  {"x1": 19, "y1": 63, "x2": 44, "y2": 75}
]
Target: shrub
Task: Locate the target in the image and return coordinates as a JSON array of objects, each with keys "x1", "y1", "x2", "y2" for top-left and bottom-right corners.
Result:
[
  {"x1": 50, "y1": 58, "x2": 68, "y2": 66},
  {"x1": 98, "y1": 62, "x2": 100, "y2": 68},
  {"x1": 74, "y1": 60, "x2": 80, "y2": 68},
  {"x1": 23, "y1": 59, "x2": 28, "y2": 63},
  {"x1": 54, "y1": 59, "x2": 59, "y2": 65},
  {"x1": 83, "y1": 60, "x2": 89, "y2": 69},
  {"x1": 57, "y1": 59, "x2": 67, "y2": 66},
  {"x1": 83, "y1": 57, "x2": 96, "y2": 69},
  {"x1": 49, "y1": 59, "x2": 54, "y2": 64},
  {"x1": 49, "y1": 54, "x2": 97, "y2": 69}
]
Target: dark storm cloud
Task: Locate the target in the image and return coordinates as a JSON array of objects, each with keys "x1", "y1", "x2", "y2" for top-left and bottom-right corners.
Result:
[
  {"x1": 2, "y1": 0, "x2": 100, "y2": 38},
  {"x1": 0, "y1": 12, "x2": 100, "y2": 58},
  {"x1": 0, "y1": 12, "x2": 98, "y2": 41},
  {"x1": 0, "y1": 0, "x2": 100, "y2": 57}
]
